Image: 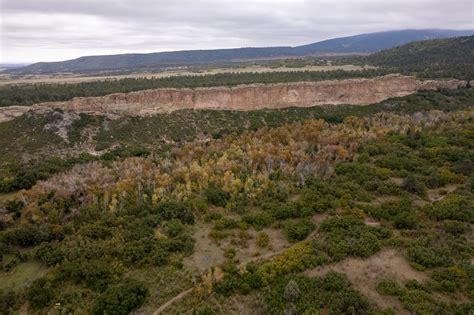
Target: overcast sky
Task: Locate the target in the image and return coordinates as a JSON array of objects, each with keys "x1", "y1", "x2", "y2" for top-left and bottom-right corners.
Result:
[{"x1": 0, "y1": 0, "x2": 472, "y2": 63}]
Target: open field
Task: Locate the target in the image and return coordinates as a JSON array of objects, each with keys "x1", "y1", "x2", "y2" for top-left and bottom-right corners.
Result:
[{"x1": 0, "y1": 64, "x2": 371, "y2": 86}]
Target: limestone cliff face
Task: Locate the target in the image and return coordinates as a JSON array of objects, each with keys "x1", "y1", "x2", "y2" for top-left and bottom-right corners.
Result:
[{"x1": 0, "y1": 75, "x2": 467, "y2": 122}]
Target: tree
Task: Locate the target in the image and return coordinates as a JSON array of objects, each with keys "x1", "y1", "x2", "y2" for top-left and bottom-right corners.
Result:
[
  {"x1": 284, "y1": 219, "x2": 315, "y2": 242},
  {"x1": 155, "y1": 201, "x2": 195, "y2": 224},
  {"x1": 256, "y1": 231, "x2": 270, "y2": 248},
  {"x1": 402, "y1": 175, "x2": 426, "y2": 196},
  {"x1": 26, "y1": 278, "x2": 53, "y2": 309},
  {"x1": 92, "y1": 279, "x2": 148, "y2": 315},
  {"x1": 205, "y1": 184, "x2": 230, "y2": 207}
]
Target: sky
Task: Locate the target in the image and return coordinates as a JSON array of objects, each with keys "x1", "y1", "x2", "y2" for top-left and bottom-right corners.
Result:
[{"x1": 0, "y1": 0, "x2": 473, "y2": 63}]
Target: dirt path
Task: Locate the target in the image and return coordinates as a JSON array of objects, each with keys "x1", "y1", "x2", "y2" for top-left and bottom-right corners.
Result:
[
  {"x1": 152, "y1": 288, "x2": 193, "y2": 315},
  {"x1": 154, "y1": 226, "x2": 319, "y2": 314},
  {"x1": 154, "y1": 247, "x2": 287, "y2": 314}
]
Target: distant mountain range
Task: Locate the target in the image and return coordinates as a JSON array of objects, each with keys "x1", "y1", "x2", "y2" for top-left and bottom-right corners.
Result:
[{"x1": 8, "y1": 29, "x2": 473, "y2": 74}]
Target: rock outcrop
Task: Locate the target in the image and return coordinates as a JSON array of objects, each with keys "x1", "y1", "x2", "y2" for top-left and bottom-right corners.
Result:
[
  {"x1": 0, "y1": 106, "x2": 31, "y2": 123},
  {"x1": 0, "y1": 75, "x2": 467, "y2": 122}
]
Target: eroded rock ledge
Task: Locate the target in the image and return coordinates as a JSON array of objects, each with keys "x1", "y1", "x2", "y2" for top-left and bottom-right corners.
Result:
[{"x1": 0, "y1": 75, "x2": 467, "y2": 122}]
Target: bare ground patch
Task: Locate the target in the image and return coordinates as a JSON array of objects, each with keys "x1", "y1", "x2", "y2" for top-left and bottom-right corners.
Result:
[
  {"x1": 304, "y1": 248, "x2": 428, "y2": 314},
  {"x1": 234, "y1": 227, "x2": 291, "y2": 263},
  {"x1": 183, "y1": 224, "x2": 225, "y2": 272}
]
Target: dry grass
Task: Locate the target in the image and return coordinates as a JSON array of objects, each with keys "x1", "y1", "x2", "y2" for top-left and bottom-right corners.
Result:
[{"x1": 0, "y1": 64, "x2": 370, "y2": 86}]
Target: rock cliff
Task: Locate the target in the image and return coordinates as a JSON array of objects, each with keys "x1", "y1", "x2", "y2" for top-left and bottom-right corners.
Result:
[{"x1": 0, "y1": 75, "x2": 467, "y2": 122}]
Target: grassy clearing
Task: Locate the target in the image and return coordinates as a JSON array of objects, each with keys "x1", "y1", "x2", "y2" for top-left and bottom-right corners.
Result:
[{"x1": 0, "y1": 260, "x2": 47, "y2": 292}]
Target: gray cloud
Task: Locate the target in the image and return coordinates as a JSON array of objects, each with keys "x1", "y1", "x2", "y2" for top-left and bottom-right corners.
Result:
[{"x1": 1, "y1": 0, "x2": 472, "y2": 63}]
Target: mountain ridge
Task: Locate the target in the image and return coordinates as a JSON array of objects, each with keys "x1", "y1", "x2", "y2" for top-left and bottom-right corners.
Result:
[{"x1": 9, "y1": 29, "x2": 473, "y2": 74}]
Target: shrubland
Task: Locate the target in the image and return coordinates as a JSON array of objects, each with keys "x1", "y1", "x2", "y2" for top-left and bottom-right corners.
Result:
[{"x1": 0, "y1": 98, "x2": 472, "y2": 313}]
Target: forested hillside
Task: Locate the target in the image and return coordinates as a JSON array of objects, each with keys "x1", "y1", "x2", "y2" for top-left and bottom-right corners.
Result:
[
  {"x1": 363, "y1": 36, "x2": 474, "y2": 80},
  {"x1": 1, "y1": 88, "x2": 472, "y2": 194},
  {"x1": 0, "y1": 104, "x2": 472, "y2": 313}
]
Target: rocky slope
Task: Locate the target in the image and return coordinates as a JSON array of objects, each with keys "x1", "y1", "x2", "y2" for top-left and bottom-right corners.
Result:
[{"x1": 0, "y1": 75, "x2": 467, "y2": 122}]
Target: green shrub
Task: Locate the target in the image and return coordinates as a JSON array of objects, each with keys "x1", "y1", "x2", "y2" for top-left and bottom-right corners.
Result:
[
  {"x1": 79, "y1": 224, "x2": 113, "y2": 240},
  {"x1": 0, "y1": 290, "x2": 17, "y2": 314},
  {"x1": 269, "y1": 202, "x2": 299, "y2": 220},
  {"x1": 162, "y1": 219, "x2": 185, "y2": 237},
  {"x1": 256, "y1": 231, "x2": 270, "y2": 248},
  {"x1": 426, "y1": 194, "x2": 474, "y2": 223},
  {"x1": 335, "y1": 162, "x2": 390, "y2": 184},
  {"x1": 393, "y1": 213, "x2": 419, "y2": 230},
  {"x1": 34, "y1": 242, "x2": 64, "y2": 266},
  {"x1": 432, "y1": 267, "x2": 468, "y2": 293},
  {"x1": 257, "y1": 242, "x2": 321, "y2": 285},
  {"x1": 213, "y1": 217, "x2": 239, "y2": 230},
  {"x1": 205, "y1": 184, "x2": 230, "y2": 207},
  {"x1": 377, "y1": 279, "x2": 403, "y2": 296},
  {"x1": 364, "y1": 198, "x2": 419, "y2": 229},
  {"x1": 364, "y1": 180, "x2": 402, "y2": 195},
  {"x1": 59, "y1": 259, "x2": 121, "y2": 291},
  {"x1": 407, "y1": 245, "x2": 451, "y2": 269},
  {"x1": 297, "y1": 190, "x2": 334, "y2": 214},
  {"x1": 242, "y1": 212, "x2": 275, "y2": 228},
  {"x1": 284, "y1": 219, "x2": 315, "y2": 242},
  {"x1": 317, "y1": 216, "x2": 390, "y2": 261},
  {"x1": 92, "y1": 279, "x2": 148, "y2": 315},
  {"x1": 155, "y1": 201, "x2": 195, "y2": 224},
  {"x1": 441, "y1": 220, "x2": 470, "y2": 235},
  {"x1": 264, "y1": 272, "x2": 373, "y2": 314},
  {"x1": 26, "y1": 278, "x2": 54, "y2": 309},
  {"x1": 402, "y1": 175, "x2": 426, "y2": 196},
  {"x1": 2, "y1": 225, "x2": 59, "y2": 247}
]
